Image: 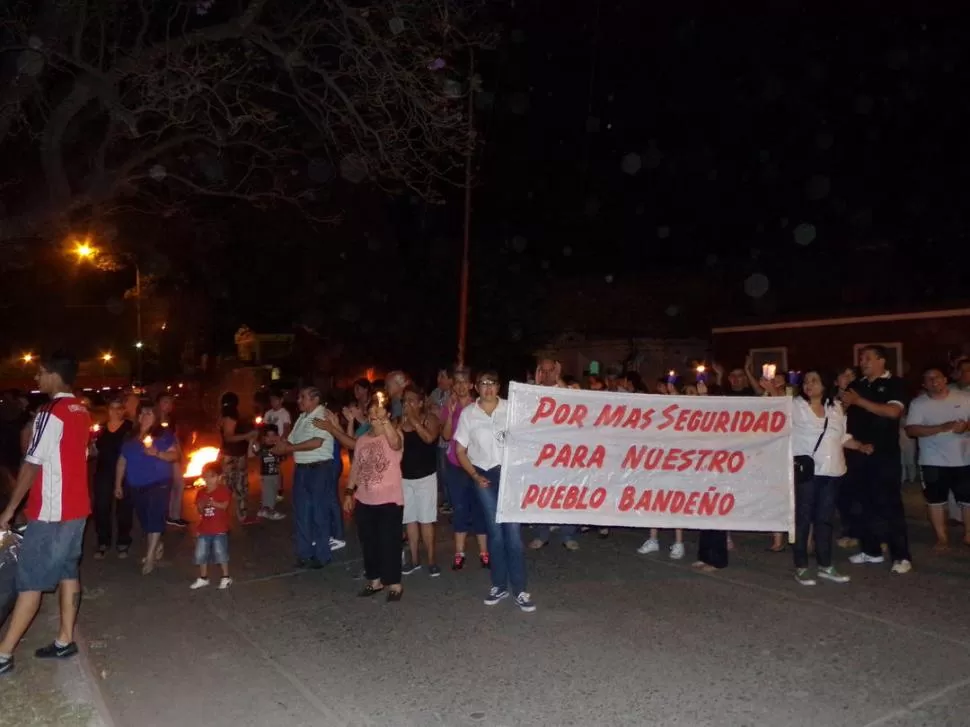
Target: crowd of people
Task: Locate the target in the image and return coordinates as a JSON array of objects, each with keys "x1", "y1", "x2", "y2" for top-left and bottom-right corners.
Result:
[{"x1": 1, "y1": 344, "x2": 968, "y2": 676}]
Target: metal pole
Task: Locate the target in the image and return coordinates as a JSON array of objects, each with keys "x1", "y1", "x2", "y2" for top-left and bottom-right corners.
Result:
[
  {"x1": 456, "y1": 51, "x2": 475, "y2": 368},
  {"x1": 136, "y1": 264, "x2": 143, "y2": 382}
]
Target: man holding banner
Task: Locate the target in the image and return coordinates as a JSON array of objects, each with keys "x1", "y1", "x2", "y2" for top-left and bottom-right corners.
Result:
[
  {"x1": 496, "y1": 381, "x2": 795, "y2": 572},
  {"x1": 528, "y1": 359, "x2": 581, "y2": 552}
]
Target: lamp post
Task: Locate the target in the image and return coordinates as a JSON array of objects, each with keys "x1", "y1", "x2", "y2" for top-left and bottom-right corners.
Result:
[
  {"x1": 456, "y1": 50, "x2": 475, "y2": 368},
  {"x1": 101, "y1": 352, "x2": 113, "y2": 387},
  {"x1": 74, "y1": 240, "x2": 143, "y2": 382}
]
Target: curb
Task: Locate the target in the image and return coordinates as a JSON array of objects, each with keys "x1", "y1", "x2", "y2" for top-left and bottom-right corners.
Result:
[{"x1": 73, "y1": 625, "x2": 118, "y2": 727}]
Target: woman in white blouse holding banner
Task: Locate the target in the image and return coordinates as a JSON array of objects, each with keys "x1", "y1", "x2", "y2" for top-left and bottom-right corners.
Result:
[
  {"x1": 767, "y1": 369, "x2": 870, "y2": 586},
  {"x1": 455, "y1": 370, "x2": 536, "y2": 613}
]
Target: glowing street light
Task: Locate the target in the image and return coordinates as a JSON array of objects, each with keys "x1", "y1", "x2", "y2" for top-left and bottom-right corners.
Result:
[
  {"x1": 22, "y1": 353, "x2": 34, "y2": 364},
  {"x1": 102, "y1": 352, "x2": 113, "y2": 363},
  {"x1": 73, "y1": 239, "x2": 96, "y2": 260},
  {"x1": 70, "y1": 236, "x2": 144, "y2": 382}
]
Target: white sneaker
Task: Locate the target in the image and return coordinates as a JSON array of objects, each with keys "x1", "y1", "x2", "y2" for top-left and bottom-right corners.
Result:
[
  {"x1": 190, "y1": 578, "x2": 209, "y2": 590},
  {"x1": 257, "y1": 507, "x2": 270, "y2": 519},
  {"x1": 218, "y1": 577, "x2": 232, "y2": 590},
  {"x1": 637, "y1": 538, "x2": 660, "y2": 555},
  {"x1": 669, "y1": 542, "x2": 685, "y2": 560},
  {"x1": 849, "y1": 552, "x2": 884, "y2": 565},
  {"x1": 329, "y1": 538, "x2": 346, "y2": 551},
  {"x1": 265, "y1": 510, "x2": 285, "y2": 521},
  {"x1": 891, "y1": 559, "x2": 913, "y2": 574}
]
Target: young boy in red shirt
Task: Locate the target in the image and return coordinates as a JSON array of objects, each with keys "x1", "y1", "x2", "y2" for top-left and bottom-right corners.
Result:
[{"x1": 190, "y1": 462, "x2": 232, "y2": 590}]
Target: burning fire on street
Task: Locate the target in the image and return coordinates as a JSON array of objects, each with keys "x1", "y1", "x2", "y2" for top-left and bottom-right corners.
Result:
[{"x1": 184, "y1": 446, "x2": 221, "y2": 487}]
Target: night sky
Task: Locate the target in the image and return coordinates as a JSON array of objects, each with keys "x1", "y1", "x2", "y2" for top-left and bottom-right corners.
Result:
[{"x1": 5, "y1": 1, "x2": 970, "y2": 377}]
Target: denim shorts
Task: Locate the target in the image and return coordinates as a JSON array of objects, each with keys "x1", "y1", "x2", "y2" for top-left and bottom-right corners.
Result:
[
  {"x1": 195, "y1": 534, "x2": 229, "y2": 565},
  {"x1": 16, "y1": 518, "x2": 86, "y2": 592}
]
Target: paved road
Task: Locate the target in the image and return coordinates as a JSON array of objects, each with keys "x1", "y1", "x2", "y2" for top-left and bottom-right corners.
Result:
[{"x1": 9, "y1": 481, "x2": 970, "y2": 727}]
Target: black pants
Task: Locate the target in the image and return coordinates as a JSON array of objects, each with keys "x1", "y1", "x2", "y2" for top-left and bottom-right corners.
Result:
[
  {"x1": 697, "y1": 530, "x2": 728, "y2": 569},
  {"x1": 839, "y1": 451, "x2": 866, "y2": 539},
  {"x1": 852, "y1": 453, "x2": 910, "y2": 561},
  {"x1": 93, "y1": 469, "x2": 133, "y2": 549},
  {"x1": 355, "y1": 502, "x2": 404, "y2": 586},
  {"x1": 793, "y1": 475, "x2": 840, "y2": 569}
]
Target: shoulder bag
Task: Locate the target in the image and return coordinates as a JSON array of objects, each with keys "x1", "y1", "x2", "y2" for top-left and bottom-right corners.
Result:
[{"x1": 793, "y1": 415, "x2": 828, "y2": 485}]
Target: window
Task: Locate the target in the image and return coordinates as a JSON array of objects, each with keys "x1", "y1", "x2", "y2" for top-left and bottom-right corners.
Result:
[
  {"x1": 853, "y1": 342, "x2": 904, "y2": 376},
  {"x1": 748, "y1": 347, "x2": 789, "y2": 376}
]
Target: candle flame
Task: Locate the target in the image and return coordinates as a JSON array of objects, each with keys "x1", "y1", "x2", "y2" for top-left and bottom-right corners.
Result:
[{"x1": 142, "y1": 435, "x2": 153, "y2": 447}]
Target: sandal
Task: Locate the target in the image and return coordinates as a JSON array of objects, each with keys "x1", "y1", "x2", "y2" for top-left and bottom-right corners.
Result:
[
  {"x1": 357, "y1": 584, "x2": 384, "y2": 598},
  {"x1": 386, "y1": 589, "x2": 403, "y2": 602},
  {"x1": 766, "y1": 545, "x2": 787, "y2": 553},
  {"x1": 141, "y1": 560, "x2": 155, "y2": 575}
]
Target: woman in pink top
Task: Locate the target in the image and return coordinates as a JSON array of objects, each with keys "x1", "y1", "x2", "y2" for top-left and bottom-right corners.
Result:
[{"x1": 343, "y1": 390, "x2": 405, "y2": 601}]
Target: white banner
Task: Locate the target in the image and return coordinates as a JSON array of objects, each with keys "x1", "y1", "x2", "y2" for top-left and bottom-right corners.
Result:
[{"x1": 497, "y1": 383, "x2": 794, "y2": 532}]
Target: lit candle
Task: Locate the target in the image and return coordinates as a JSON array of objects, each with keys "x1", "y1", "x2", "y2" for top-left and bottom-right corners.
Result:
[
  {"x1": 91, "y1": 423, "x2": 101, "y2": 433},
  {"x1": 695, "y1": 365, "x2": 706, "y2": 383},
  {"x1": 142, "y1": 435, "x2": 153, "y2": 448},
  {"x1": 762, "y1": 363, "x2": 776, "y2": 380},
  {"x1": 666, "y1": 369, "x2": 676, "y2": 384},
  {"x1": 255, "y1": 416, "x2": 263, "y2": 426},
  {"x1": 161, "y1": 421, "x2": 170, "y2": 428}
]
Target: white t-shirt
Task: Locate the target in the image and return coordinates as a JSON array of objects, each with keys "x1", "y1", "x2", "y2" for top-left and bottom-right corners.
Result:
[
  {"x1": 454, "y1": 398, "x2": 509, "y2": 471},
  {"x1": 287, "y1": 406, "x2": 334, "y2": 463},
  {"x1": 905, "y1": 391, "x2": 970, "y2": 467},
  {"x1": 263, "y1": 407, "x2": 292, "y2": 437},
  {"x1": 791, "y1": 398, "x2": 849, "y2": 477}
]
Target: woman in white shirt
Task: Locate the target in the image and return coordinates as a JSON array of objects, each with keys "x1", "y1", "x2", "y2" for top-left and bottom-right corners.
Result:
[
  {"x1": 455, "y1": 370, "x2": 536, "y2": 613},
  {"x1": 783, "y1": 369, "x2": 871, "y2": 586}
]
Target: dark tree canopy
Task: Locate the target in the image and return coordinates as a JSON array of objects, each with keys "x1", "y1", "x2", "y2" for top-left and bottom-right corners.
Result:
[{"x1": 0, "y1": 0, "x2": 484, "y2": 244}]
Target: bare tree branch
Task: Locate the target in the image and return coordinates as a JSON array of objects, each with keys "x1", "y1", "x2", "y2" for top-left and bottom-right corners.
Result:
[{"x1": 0, "y1": 0, "x2": 489, "y2": 245}]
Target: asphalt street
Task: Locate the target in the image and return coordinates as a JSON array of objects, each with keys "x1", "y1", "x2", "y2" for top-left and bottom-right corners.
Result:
[{"x1": 45, "y1": 481, "x2": 970, "y2": 727}]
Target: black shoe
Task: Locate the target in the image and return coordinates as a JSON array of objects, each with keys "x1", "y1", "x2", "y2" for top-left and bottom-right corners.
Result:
[
  {"x1": 386, "y1": 589, "x2": 403, "y2": 602},
  {"x1": 295, "y1": 559, "x2": 311, "y2": 569},
  {"x1": 166, "y1": 518, "x2": 187, "y2": 528},
  {"x1": 0, "y1": 657, "x2": 13, "y2": 676},
  {"x1": 35, "y1": 642, "x2": 78, "y2": 659},
  {"x1": 307, "y1": 558, "x2": 328, "y2": 570}
]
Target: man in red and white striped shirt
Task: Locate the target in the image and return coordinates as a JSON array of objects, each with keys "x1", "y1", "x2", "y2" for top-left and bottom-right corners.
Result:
[{"x1": 0, "y1": 351, "x2": 90, "y2": 676}]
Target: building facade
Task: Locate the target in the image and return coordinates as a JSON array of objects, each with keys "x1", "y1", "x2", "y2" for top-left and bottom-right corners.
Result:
[{"x1": 712, "y1": 308, "x2": 970, "y2": 388}]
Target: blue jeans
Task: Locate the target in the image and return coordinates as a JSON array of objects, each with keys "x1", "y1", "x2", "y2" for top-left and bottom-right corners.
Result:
[
  {"x1": 293, "y1": 461, "x2": 334, "y2": 563},
  {"x1": 327, "y1": 463, "x2": 345, "y2": 541},
  {"x1": 474, "y1": 466, "x2": 527, "y2": 595},
  {"x1": 793, "y1": 475, "x2": 840, "y2": 569},
  {"x1": 436, "y1": 448, "x2": 451, "y2": 507},
  {"x1": 534, "y1": 523, "x2": 578, "y2": 544}
]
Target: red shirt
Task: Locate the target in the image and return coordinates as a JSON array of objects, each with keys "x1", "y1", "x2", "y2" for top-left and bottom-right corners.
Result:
[
  {"x1": 196, "y1": 486, "x2": 231, "y2": 535},
  {"x1": 24, "y1": 393, "x2": 92, "y2": 522}
]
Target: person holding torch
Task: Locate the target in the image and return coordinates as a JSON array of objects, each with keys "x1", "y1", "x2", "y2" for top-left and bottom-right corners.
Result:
[{"x1": 115, "y1": 402, "x2": 178, "y2": 575}]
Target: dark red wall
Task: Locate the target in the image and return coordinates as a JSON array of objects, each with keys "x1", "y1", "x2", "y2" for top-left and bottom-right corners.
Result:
[{"x1": 712, "y1": 314, "x2": 970, "y2": 389}]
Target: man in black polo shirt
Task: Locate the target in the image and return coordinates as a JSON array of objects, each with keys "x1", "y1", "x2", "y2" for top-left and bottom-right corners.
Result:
[{"x1": 842, "y1": 345, "x2": 912, "y2": 574}]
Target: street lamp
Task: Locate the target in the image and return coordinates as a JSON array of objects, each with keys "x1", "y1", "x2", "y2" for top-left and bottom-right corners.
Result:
[
  {"x1": 72, "y1": 239, "x2": 143, "y2": 382},
  {"x1": 101, "y1": 352, "x2": 113, "y2": 387}
]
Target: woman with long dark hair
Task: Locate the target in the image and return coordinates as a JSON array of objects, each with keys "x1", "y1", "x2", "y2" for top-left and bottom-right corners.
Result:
[
  {"x1": 400, "y1": 385, "x2": 441, "y2": 575},
  {"x1": 219, "y1": 392, "x2": 257, "y2": 525},
  {"x1": 114, "y1": 402, "x2": 178, "y2": 574},
  {"x1": 92, "y1": 397, "x2": 134, "y2": 559},
  {"x1": 765, "y1": 369, "x2": 869, "y2": 585}
]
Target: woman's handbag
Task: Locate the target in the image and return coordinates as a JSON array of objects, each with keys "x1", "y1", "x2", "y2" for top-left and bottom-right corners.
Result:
[{"x1": 794, "y1": 416, "x2": 828, "y2": 485}]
